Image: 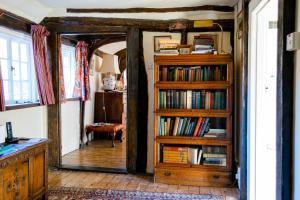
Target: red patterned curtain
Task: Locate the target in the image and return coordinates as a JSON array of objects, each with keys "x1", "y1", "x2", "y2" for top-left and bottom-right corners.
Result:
[
  {"x1": 73, "y1": 41, "x2": 90, "y2": 101},
  {"x1": 59, "y1": 39, "x2": 66, "y2": 102},
  {"x1": 31, "y1": 25, "x2": 55, "y2": 105},
  {"x1": 0, "y1": 67, "x2": 5, "y2": 111}
]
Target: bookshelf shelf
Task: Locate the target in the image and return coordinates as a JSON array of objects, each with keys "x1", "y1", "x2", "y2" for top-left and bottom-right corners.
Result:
[
  {"x1": 156, "y1": 163, "x2": 229, "y2": 171},
  {"x1": 155, "y1": 82, "x2": 231, "y2": 90},
  {"x1": 155, "y1": 82, "x2": 231, "y2": 89},
  {"x1": 156, "y1": 136, "x2": 231, "y2": 145},
  {"x1": 154, "y1": 54, "x2": 233, "y2": 187},
  {"x1": 155, "y1": 109, "x2": 231, "y2": 117}
]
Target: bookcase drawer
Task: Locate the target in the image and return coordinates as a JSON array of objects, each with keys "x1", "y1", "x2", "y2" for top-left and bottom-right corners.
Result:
[{"x1": 155, "y1": 168, "x2": 232, "y2": 187}]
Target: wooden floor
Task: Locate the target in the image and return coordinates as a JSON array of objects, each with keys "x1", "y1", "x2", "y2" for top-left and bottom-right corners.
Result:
[
  {"x1": 48, "y1": 170, "x2": 239, "y2": 199},
  {"x1": 62, "y1": 139, "x2": 126, "y2": 169}
]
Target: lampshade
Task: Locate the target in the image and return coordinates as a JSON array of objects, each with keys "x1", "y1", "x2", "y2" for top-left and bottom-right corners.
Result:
[
  {"x1": 99, "y1": 54, "x2": 120, "y2": 74},
  {"x1": 193, "y1": 20, "x2": 214, "y2": 28}
]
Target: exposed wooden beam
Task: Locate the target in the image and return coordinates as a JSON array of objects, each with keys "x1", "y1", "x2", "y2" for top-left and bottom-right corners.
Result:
[
  {"x1": 126, "y1": 27, "x2": 139, "y2": 172},
  {"x1": 67, "y1": 5, "x2": 234, "y2": 13},
  {"x1": 42, "y1": 17, "x2": 234, "y2": 32},
  {"x1": 0, "y1": 8, "x2": 35, "y2": 34},
  {"x1": 47, "y1": 32, "x2": 62, "y2": 167}
]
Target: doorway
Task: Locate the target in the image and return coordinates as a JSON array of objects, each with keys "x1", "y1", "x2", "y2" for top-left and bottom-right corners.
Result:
[
  {"x1": 59, "y1": 33, "x2": 128, "y2": 173},
  {"x1": 248, "y1": 0, "x2": 278, "y2": 199}
]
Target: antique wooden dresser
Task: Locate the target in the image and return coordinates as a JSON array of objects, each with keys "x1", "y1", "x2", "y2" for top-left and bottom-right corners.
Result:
[{"x1": 0, "y1": 138, "x2": 48, "y2": 200}]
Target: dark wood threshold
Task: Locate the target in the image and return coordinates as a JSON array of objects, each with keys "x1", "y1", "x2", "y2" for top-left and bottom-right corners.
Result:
[
  {"x1": 5, "y1": 103, "x2": 41, "y2": 111},
  {"x1": 67, "y1": 5, "x2": 234, "y2": 13},
  {"x1": 59, "y1": 164, "x2": 128, "y2": 174}
]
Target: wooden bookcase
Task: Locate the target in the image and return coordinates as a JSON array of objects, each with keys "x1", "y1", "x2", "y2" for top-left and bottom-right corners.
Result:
[{"x1": 153, "y1": 54, "x2": 233, "y2": 187}]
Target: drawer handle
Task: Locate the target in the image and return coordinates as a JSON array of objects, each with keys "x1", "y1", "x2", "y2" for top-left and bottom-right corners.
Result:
[
  {"x1": 6, "y1": 183, "x2": 12, "y2": 192},
  {"x1": 213, "y1": 175, "x2": 220, "y2": 179},
  {"x1": 164, "y1": 171, "x2": 171, "y2": 176}
]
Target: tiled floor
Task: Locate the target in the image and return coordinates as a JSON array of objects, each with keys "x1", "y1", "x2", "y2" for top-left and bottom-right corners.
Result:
[{"x1": 48, "y1": 170, "x2": 239, "y2": 199}]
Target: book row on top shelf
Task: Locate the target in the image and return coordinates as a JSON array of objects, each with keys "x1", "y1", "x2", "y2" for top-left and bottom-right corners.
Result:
[{"x1": 159, "y1": 65, "x2": 228, "y2": 82}]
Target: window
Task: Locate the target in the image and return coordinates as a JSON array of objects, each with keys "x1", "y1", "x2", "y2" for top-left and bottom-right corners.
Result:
[
  {"x1": 0, "y1": 27, "x2": 38, "y2": 105},
  {"x1": 61, "y1": 44, "x2": 76, "y2": 98}
]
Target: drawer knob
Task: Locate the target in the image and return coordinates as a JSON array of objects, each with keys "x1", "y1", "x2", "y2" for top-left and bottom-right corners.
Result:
[
  {"x1": 164, "y1": 171, "x2": 171, "y2": 176},
  {"x1": 213, "y1": 175, "x2": 220, "y2": 179}
]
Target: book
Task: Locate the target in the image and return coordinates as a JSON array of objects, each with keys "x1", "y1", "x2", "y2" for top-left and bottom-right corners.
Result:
[
  {"x1": 188, "y1": 148, "x2": 198, "y2": 165},
  {"x1": 187, "y1": 90, "x2": 192, "y2": 109},
  {"x1": 200, "y1": 118, "x2": 210, "y2": 137},
  {"x1": 203, "y1": 153, "x2": 226, "y2": 158},
  {"x1": 172, "y1": 117, "x2": 180, "y2": 136},
  {"x1": 193, "y1": 117, "x2": 202, "y2": 137},
  {"x1": 197, "y1": 149, "x2": 203, "y2": 164}
]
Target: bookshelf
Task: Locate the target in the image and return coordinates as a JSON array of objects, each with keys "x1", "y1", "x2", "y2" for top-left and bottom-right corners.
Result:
[{"x1": 154, "y1": 54, "x2": 233, "y2": 187}]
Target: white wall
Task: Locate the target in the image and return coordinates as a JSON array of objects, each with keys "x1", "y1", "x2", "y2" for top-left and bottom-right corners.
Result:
[
  {"x1": 0, "y1": 106, "x2": 48, "y2": 138},
  {"x1": 143, "y1": 32, "x2": 181, "y2": 173},
  {"x1": 293, "y1": 0, "x2": 300, "y2": 199},
  {"x1": 61, "y1": 101, "x2": 80, "y2": 156}
]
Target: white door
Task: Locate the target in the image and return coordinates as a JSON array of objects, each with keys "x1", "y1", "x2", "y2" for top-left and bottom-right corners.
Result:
[{"x1": 248, "y1": 0, "x2": 278, "y2": 199}]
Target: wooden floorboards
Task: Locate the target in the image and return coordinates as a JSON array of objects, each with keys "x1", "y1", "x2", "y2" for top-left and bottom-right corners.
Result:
[
  {"x1": 62, "y1": 139, "x2": 126, "y2": 169},
  {"x1": 48, "y1": 170, "x2": 239, "y2": 199}
]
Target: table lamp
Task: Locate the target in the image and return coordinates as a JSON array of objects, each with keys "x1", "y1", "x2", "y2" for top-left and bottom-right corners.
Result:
[{"x1": 99, "y1": 54, "x2": 121, "y2": 91}]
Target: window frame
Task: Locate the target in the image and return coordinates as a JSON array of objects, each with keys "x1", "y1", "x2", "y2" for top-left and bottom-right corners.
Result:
[
  {"x1": 61, "y1": 44, "x2": 77, "y2": 100},
  {"x1": 0, "y1": 26, "x2": 39, "y2": 108}
]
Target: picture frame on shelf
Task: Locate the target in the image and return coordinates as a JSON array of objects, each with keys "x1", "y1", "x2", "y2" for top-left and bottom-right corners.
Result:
[
  {"x1": 178, "y1": 45, "x2": 192, "y2": 54},
  {"x1": 154, "y1": 35, "x2": 172, "y2": 52}
]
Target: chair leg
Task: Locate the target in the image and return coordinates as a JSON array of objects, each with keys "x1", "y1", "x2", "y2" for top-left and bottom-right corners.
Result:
[
  {"x1": 111, "y1": 132, "x2": 116, "y2": 147},
  {"x1": 86, "y1": 130, "x2": 90, "y2": 146},
  {"x1": 120, "y1": 129, "x2": 124, "y2": 143}
]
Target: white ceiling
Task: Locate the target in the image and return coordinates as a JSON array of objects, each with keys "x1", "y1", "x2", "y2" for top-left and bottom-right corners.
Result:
[
  {"x1": 0, "y1": 0, "x2": 236, "y2": 23},
  {"x1": 37, "y1": 0, "x2": 236, "y2": 8}
]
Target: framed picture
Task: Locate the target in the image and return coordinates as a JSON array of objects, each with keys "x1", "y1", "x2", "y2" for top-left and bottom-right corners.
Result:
[
  {"x1": 154, "y1": 35, "x2": 172, "y2": 52},
  {"x1": 178, "y1": 45, "x2": 192, "y2": 54}
]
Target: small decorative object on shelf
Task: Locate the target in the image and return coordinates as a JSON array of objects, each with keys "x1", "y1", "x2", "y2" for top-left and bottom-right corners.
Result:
[
  {"x1": 178, "y1": 45, "x2": 192, "y2": 55},
  {"x1": 154, "y1": 54, "x2": 233, "y2": 187}
]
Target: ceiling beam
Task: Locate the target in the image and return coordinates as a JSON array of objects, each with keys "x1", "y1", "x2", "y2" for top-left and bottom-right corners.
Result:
[
  {"x1": 42, "y1": 17, "x2": 234, "y2": 32},
  {"x1": 66, "y1": 5, "x2": 234, "y2": 13}
]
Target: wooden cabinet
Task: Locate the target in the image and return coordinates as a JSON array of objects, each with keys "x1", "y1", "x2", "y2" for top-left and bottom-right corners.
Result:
[
  {"x1": 94, "y1": 91, "x2": 127, "y2": 139},
  {"x1": 94, "y1": 91, "x2": 124, "y2": 123},
  {"x1": 153, "y1": 55, "x2": 233, "y2": 187},
  {"x1": 0, "y1": 139, "x2": 48, "y2": 200}
]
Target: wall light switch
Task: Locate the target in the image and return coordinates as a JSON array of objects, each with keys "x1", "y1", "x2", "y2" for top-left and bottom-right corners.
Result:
[{"x1": 287, "y1": 32, "x2": 300, "y2": 51}]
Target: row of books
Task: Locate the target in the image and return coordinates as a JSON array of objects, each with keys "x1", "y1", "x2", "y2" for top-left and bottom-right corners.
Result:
[
  {"x1": 160, "y1": 145, "x2": 227, "y2": 166},
  {"x1": 202, "y1": 146, "x2": 226, "y2": 166},
  {"x1": 159, "y1": 65, "x2": 227, "y2": 82},
  {"x1": 159, "y1": 90, "x2": 226, "y2": 110},
  {"x1": 157, "y1": 39, "x2": 180, "y2": 55},
  {"x1": 159, "y1": 117, "x2": 226, "y2": 138}
]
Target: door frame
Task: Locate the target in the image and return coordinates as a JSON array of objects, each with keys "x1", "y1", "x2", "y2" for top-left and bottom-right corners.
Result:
[
  {"x1": 276, "y1": 0, "x2": 295, "y2": 198},
  {"x1": 240, "y1": 0, "x2": 296, "y2": 199},
  {"x1": 46, "y1": 27, "x2": 142, "y2": 173},
  {"x1": 248, "y1": 0, "x2": 278, "y2": 198}
]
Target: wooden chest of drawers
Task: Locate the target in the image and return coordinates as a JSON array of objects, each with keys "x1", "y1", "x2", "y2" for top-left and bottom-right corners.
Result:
[{"x1": 0, "y1": 138, "x2": 48, "y2": 200}]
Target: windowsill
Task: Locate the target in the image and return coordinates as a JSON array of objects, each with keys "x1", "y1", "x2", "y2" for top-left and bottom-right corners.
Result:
[{"x1": 5, "y1": 102, "x2": 41, "y2": 111}]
